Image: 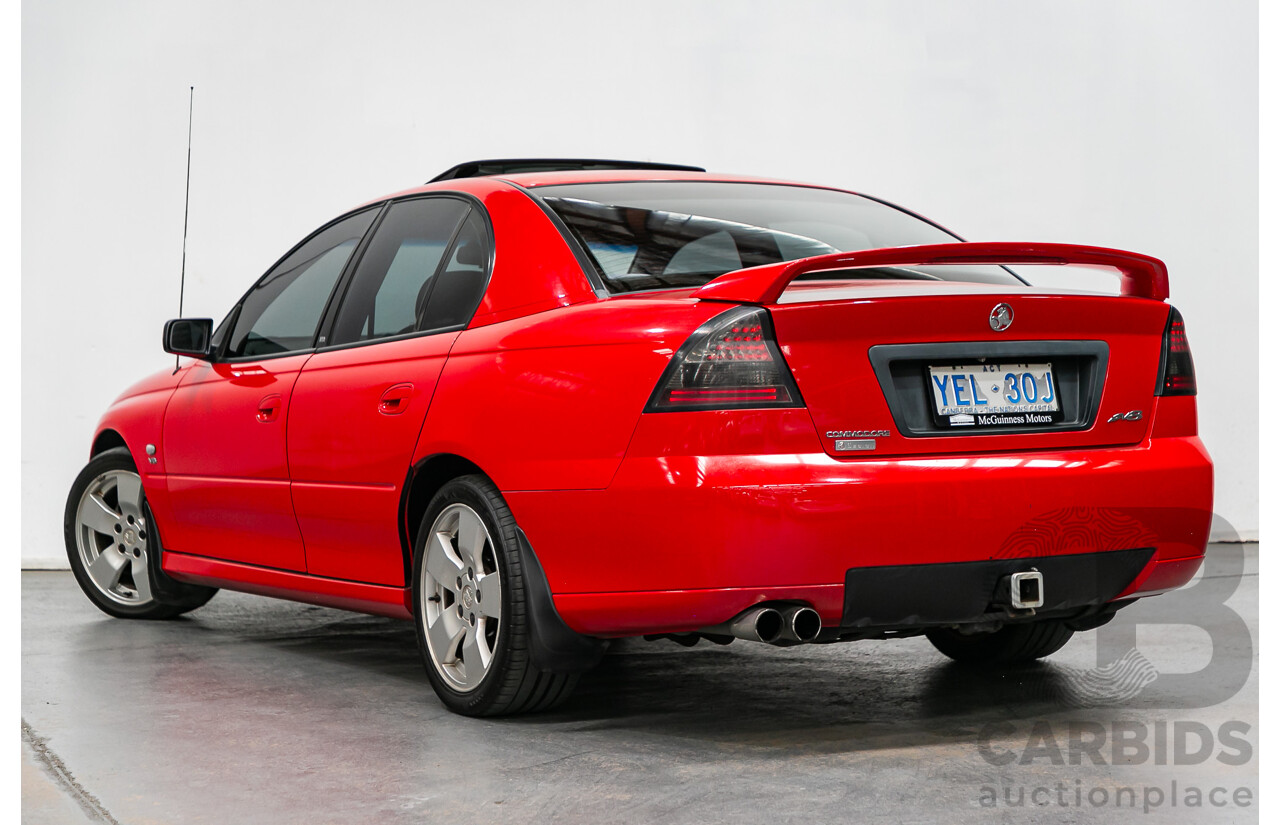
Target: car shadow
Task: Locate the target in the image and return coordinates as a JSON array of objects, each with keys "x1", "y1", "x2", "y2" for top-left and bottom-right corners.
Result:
[
  {"x1": 514, "y1": 637, "x2": 1102, "y2": 752},
  {"x1": 60, "y1": 591, "x2": 1233, "y2": 758}
]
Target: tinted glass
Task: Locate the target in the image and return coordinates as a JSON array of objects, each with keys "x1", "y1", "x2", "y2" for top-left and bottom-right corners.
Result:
[
  {"x1": 209, "y1": 309, "x2": 233, "y2": 353},
  {"x1": 227, "y1": 208, "x2": 377, "y2": 357},
  {"x1": 329, "y1": 198, "x2": 474, "y2": 346},
  {"x1": 536, "y1": 181, "x2": 1021, "y2": 292},
  {"x1": 417, "y1": 210, "x2": 491, "y2": 332}
]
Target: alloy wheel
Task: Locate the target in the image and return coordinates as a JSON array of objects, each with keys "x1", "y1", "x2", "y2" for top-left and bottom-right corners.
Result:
[
  {"x1": 73, "y1": 470, "x2": 154, "y2": 606},
  {"x1": 419, "y1": 503, "x2": 503, "y2": 692}
]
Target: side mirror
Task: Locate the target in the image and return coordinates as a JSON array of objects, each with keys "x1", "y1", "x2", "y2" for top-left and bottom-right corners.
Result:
[{"x1": 163, "y1": 318, "x2": 213, "y2": 358}]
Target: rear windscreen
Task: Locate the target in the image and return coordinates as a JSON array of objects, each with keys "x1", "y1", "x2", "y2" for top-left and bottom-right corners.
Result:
[{"x1": 534, "y1": 181, "x2": 1022, "y2": 293}]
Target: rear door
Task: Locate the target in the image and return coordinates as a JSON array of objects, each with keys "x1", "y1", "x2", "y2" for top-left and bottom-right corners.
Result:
[
  {"x1": 163, "y1": 207, "x2": 379, "y2": 569},
  {"x1": 287, "y1": 197, "x2": 491, "y2": 585}
]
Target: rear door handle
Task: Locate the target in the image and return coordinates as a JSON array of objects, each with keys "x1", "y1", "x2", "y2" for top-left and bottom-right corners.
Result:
[
  {"x1": 378, "y1": 383, "x2": 414, "y2": 416},
  {"x1": 257, "y1": 393, "x2": 282, "y2": 423}
]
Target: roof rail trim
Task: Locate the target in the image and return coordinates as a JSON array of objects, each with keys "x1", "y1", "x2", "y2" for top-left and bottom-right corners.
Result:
[{"x1": 428, "y1": 158, "x2": 705, "y2": 183}]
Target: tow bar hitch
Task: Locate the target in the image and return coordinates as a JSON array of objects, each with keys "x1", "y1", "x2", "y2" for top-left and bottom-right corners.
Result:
[{"x1": 996, "y1": 569, "x2": 1044, "y2": 612}]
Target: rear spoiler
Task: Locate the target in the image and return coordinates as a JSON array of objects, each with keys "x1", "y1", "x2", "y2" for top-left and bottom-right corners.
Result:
[{"x1": 690, "y1": 242, "x2": 1170, "y2": 304}]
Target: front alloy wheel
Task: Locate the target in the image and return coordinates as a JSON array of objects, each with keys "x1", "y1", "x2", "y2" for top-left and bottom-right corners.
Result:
[
  {"x1": 64, "y1": 447, "x2": 216, "y2": 619},
  {"x1": 74, "y1": 467, "x2": 154, "y2": 606}
]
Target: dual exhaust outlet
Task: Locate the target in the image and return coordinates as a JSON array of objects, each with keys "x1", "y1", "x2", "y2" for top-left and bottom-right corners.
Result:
[{"x1": 703, "y1": 604, "x2": 823, "y2": 646}]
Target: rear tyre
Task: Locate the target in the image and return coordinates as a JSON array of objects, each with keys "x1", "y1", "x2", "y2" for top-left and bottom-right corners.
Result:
[
  {"x1": 926, "y1": 620, "x2": 1075, "y2": 665},
  {"x1": 412, "y1": 475, "x2": 578, "y2": 716},
  {"x1": 64, "y1": 447, "x2": 217, "y2": 619}
]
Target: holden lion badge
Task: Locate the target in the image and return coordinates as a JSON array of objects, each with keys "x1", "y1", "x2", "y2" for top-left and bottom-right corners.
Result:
[{"x1": 989, "y1": 303, "x2": 1014, "y2": 332}]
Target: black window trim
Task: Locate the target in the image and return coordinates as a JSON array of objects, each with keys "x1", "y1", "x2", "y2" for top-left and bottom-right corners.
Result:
[
  {"x1": 213, "y1": 203, "x2": 387, "y2": 364},
  {"x1": 312, "y1": 202, "x2": 394, "y2": 350},
  {"x1": 519, "y1": 179, "x2": 1029, "y2": 294},
  {"x1": 210, "y1": 190, "x2": 497, "y2": 363},
  {"x1": 313, "y1": 191, "x2": 496, "y2": 355}
]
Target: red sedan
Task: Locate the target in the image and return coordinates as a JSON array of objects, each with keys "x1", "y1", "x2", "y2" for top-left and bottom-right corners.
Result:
[{"x1": 64, "y1": 159, "x2": 1212, "y2": 716}]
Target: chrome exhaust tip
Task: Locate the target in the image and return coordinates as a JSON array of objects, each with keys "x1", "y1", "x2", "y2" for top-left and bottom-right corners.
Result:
[
  {"x1": 777, "y1": 606, "x2": 822, "y2": 643},
  {"x1": 734, "y1": 606, "x2": 784, "y2": 644},
  {"x1": 699, "y1": 606, "x2": 784, "y2": 644},
  {"x1": 699, "y1": 604, "x2": 822, "y2": 645}
]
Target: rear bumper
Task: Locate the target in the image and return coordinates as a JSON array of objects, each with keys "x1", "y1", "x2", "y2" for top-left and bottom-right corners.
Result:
[{"x1": 506, "y1": 435, "x2": 1212, "y2": 637}]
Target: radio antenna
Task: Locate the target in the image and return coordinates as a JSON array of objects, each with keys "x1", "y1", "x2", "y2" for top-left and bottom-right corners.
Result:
[{"x1": 175, "y1": 86, "x2": 194, "y2": 371}]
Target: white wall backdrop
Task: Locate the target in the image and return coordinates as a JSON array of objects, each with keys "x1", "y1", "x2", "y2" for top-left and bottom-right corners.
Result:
[{"x1": 22, "y1": 0, "x2": 1258, "y2": 565}]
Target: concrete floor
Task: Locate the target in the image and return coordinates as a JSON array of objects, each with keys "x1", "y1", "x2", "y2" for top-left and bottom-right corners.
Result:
[{"x1": 23, "y1": 544, "x2": 1257, "y2": 824}]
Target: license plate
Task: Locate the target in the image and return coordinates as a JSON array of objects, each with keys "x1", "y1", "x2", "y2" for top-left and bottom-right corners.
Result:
[{"x1": 928, "y1": 363, "x2": 1061, "y2": 428}]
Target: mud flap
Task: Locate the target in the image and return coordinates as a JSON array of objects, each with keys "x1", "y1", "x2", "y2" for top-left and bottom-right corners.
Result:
[{"x1": 516, "y1": 528, "x2": 607, "y2": 673}]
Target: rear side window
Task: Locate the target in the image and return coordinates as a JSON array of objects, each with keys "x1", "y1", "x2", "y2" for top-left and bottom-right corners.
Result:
[
  {"x1": 417, "y1": 210, "x2": 490, "y2": 332},
  {"x1": 536, "y1": 181, "x2": 1021, "y2": 293},
  {"x1": 329, "y1": 197, "x2": 489, "y2": 346},
  {"x1": 226, "y1": 207, "x2": 377, "y2": 357}
]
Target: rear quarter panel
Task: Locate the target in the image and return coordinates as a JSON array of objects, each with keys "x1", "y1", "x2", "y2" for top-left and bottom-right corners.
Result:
[
  {"x1": 468, "y1": 181, "x2": 599, "y2": 326},
  {"x1": 413, "y1": 298, "x2": 724, "y2": 491}
]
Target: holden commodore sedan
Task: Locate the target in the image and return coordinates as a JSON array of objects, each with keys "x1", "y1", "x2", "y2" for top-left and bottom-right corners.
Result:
[{"x1": 65, "y1": 159, "x2": 1212, "y2": 716}]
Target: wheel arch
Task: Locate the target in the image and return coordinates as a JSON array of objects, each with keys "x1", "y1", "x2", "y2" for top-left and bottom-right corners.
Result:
[
  {"x1": 91, "y1": 429, "x2": 129, "y2": 457},
  {"x1": 399, "y1": 453, "x2": 605, "y2": 674},
  {"x1": 400, "y1": 453, "x2": 488, "y2": 580}
]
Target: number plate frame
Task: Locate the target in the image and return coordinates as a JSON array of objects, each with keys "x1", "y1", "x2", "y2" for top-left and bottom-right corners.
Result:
[{"x1": 926, "y1": 362, "x2": 1064, "y2": 429}]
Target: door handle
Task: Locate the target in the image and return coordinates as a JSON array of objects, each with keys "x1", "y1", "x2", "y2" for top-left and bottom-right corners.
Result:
[
  {"x1": 231, "y1": 366, "x2": 269, "y2": 378},
  {"x1": 257, "y1": 393, "x2": 282, "y2": 423},
  {"x1": 378, "y1": 383, "x2": 414, "y2": 416}
]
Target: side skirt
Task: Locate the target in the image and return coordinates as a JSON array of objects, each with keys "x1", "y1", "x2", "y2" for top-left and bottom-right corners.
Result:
[{"x1": 163, "y1": 551, "x2": 412, "y2": 619}]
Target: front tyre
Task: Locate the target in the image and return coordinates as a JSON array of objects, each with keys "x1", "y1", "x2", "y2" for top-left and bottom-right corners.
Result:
[
  {"x1": 64, "y1": 447, "x2": 217, "y2": 619},
  {"x1": 926, "y1": 620, "x2": 1075, "y2": 665},
  {"x1": 413, "y1": 475, "x2": 577, "y2": 716}
]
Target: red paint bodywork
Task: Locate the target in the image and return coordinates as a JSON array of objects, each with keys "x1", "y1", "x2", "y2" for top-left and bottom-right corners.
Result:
[{"x1": 88, "y1": 170, "x2": 1213, "y2": 636}]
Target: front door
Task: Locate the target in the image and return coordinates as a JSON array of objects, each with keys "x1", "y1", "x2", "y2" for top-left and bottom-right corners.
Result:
[
  {"x1": 161, "y1": 206, "x2": 379, "y2": 570},
  {"x1": 164, "y1": 355, "x2": 311, "y2": 569}
]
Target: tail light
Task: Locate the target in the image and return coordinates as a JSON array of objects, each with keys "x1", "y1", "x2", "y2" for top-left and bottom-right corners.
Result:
[
  {"x1": 646, "y1": 307, "x2": 804, "y2": 411},
  {"x1": 1156, "y1": 306, "x2": 1196, "y2": 396}
]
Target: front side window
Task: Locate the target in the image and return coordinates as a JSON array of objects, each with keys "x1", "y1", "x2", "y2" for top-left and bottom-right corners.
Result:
[
  {"x1": 330, "y1": 198, "x2": 489, "y2": 346},
  {"x1": 226, "y1": 207, "x2": 378, "y2": 357},
  {"x1": 536, "y1": 181, "x2": 1021, "y2": 293}
]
